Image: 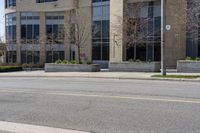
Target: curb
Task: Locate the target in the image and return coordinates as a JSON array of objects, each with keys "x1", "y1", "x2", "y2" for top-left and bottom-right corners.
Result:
[{"x1": 0, "y1": 75, "x2": 200, "y2": 83}]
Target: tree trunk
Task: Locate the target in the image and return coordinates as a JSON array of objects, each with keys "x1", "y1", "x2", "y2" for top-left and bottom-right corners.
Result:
[{"x1": 77, "y1": 46, "x2": 81, "y2": 64}]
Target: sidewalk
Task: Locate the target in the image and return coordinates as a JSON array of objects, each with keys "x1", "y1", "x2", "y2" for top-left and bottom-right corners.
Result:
[{"x1": 0, "y1": 70, "x2": 200, "y2": 82}]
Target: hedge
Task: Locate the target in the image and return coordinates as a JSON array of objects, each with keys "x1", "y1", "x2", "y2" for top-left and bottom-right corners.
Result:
[{"x1": 0, "y1": 66, "x2": 23, "y2": 72}]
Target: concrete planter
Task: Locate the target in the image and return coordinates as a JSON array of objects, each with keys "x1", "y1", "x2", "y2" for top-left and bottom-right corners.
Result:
[
  {"x1": 45, "y1": 63, "x2": 100, "y2": 72},
  {"x1": 177, "y1": 60, "x2": 200, "y2": 72},
  {"x1": 109, "y1": 62, "x2": 160, "y2": 72}
]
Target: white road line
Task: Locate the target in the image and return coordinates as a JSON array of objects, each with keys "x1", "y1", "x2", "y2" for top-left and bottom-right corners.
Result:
[{"x1": 0, "y1": 121, "x2": 89, "y2": 133}]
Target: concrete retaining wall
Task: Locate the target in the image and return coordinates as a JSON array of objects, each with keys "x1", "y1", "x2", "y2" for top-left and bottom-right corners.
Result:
[
  {"x1": 45, "y1": 63, "x2": 100, "y2": 72},
  {"x1": 109, "y1": 62, "x2": 161, "y2": 72},
  {"x1": 177, "y1": 60, "x2": 200, "y2": 72}
]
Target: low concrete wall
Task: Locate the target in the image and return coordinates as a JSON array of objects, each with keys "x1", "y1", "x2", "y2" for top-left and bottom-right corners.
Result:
[
  {"x1": 177, "y1": 60, "x2": 200, "y2": 72},
  {"x1": 45, "y1": 63, "x2": 100, "y2": 72},
  {"x1": 109, "y1": 62, "x2": 161, "y2": 72}
]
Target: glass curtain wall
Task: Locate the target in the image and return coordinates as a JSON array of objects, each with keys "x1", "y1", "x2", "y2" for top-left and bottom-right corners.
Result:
[
  {"x1": 92, "y1": 0, "x2": 110, "y2": 61},
  {"x1": 20, "y1": 12, "x2": 40, "y2": 64},
  {"x1": 46, "y1": 12, "x2": 65, "y2": 63},
  {"x1": 5, "y1": 0, "x2": 16, "y2": 8},
  {"x1": 5, "y1": 13, "x2": 16, "y2": 63},
  {"x1": 127, "y1": 1, "x2": 161, "y2": 61}
]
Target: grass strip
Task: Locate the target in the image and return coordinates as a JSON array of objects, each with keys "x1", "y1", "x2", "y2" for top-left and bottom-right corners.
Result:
[{"x1": 152, "y1": 75, "x2": 200, "y2": 79}]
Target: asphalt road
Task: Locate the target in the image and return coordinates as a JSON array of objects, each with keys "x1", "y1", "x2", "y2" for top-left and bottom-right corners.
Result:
[{"x1": 0, "y1": 77, "x2": 200, "y2": 133}]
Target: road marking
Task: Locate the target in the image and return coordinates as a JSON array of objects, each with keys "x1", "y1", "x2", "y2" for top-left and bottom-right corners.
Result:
[
  {"x1": 0, "y1": 89, "x2": 200, "y2": 104},
  {"x1": 0, "y1": 121, "x2": 88, "y2": 133}
]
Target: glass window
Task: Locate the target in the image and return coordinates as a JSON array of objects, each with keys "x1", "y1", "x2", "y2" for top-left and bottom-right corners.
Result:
[
  {"x1": 46, "y1": 12, "x2": 64, "y2": 44},
  {"x1": 21, "y1": 51, "x2": 40, "y2": 64},
  {"x1": 36, "y1": 0, "x2": 57, "y2": 3},
  {"x1": 92, "y1": 1, "x2": 110, "y2": 61},
  {"x1": 5, "y1": 13, "x2": 16, "y2": 44},
  {"x1": 5, "y1": 0, "x2": 16, "y2": 8},
  {"x1": 126, "y1": 1, "x2": 161, "y2": 61},
  {"x1": 6, "y1": 51, "x2": 16, "y2": 63},
  {"x1": 20, "y1": 12, "x2": 40, "y2": 44},
  {"x1": 46, "y1": 51, "x2": 64, "y2": 63}
]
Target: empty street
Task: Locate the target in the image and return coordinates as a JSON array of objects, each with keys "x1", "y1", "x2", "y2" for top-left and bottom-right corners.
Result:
[{"x1": 0, "y1": 77, "x2": 200, "y2": 133}]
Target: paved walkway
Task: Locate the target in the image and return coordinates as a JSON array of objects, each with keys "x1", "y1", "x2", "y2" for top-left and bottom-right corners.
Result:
[{"x1": 0, "y1": 70, "x2": 200, "y2": 82}]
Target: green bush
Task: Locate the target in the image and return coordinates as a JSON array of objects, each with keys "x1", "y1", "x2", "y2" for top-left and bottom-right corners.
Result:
[
  {"x1": 0, "y1": 66, "x2": 23, "y2": 72},
  {"x1": 70, "y1": 60, "x2": 78, "y2": 64},
  {"x1": 55, "y1": 60, "x2": 81, "y2": 64},
  {"x1": 195, "y1": 57, "x2": 200, "y2": 61},
  {"x1": 55, "y1": 60, "x2": 93, "y2": 65},
  {"x1": 86, "y1": 61, "x2": 92, "y2": 65},
  {"x1": 128, "y1": 59, "x2": 143, "y2": 63},
  {"x1": 185, "y1": 56, "x2": 200, "y2": 61},
  {"x1": 128, "y1": 59, "x2": 134, "y2": 63},
  {"x1": 185, "y1": 56, "x2": 193, "y2": 60},
  {"x1": 55, "y1": 60, "x2": 63, "y2": 64}
]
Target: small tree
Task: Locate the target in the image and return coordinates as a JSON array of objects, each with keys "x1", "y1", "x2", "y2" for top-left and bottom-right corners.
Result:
[
  {"x1": 65, "y1": 8, "x2": 91, "y2": 64},
  {"x1": 0, "y1": 37, "x2": 6, "y2": 58},
  {"x1": 112, "y1": 2, "x2": 159, "y2": 61},
  {"x1": 186, "y1": 0, "x2": 200, "y2": 48}
]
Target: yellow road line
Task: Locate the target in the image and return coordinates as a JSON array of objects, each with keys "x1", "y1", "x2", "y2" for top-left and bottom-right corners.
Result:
[{"x1": 0, "y1": 89, "x2": 200, "y2": 104}]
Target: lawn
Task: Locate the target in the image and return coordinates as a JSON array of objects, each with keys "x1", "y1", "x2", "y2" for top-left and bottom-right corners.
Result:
[{"x1": 152, "y1": 75, "x2": 200, "y2": 79}]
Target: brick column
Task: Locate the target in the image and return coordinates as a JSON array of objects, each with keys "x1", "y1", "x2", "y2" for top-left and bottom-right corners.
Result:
[
  {"x1": 165, "y1": 0, "x2": 187, "y2": 67},
  {"x1": 39, "y1": 12, "x2": 46, "y2": 64},
  {"x1": 16, "y1": 11, "x2": 21, "y2": 64}
]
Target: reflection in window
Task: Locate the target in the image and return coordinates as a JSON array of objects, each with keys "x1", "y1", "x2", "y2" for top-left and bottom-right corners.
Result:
[
  {"x1": 36, "y1": 0, "x2": 57, "y2": 3},
  {"x1": 21, "y1": 51, "x2": 40, "y2": 64},
  {"x1": 5, "y1": 13, "x2": 16, "y2": 44},
  {"x1": 5, "y1": 0, "x2": 16, "y2": 8},
  {"x1": 6, "y1": 51, "x2": 16, "y2": 63},
  {"x1": 46, "y1": 12, "x2": 64, "y2": 44},
  {"x1": 21, "y1": 12, "x2": 40, "y2": 44},
  {"x1": 46, "y1": 51, "x2": 64, "y2": 63},
  {"x1": 92, "y1": 1, "x2": 110, "y2": 61},
  {"x1": 126, "y1": 1, "x2": 161, "y2": 61}
]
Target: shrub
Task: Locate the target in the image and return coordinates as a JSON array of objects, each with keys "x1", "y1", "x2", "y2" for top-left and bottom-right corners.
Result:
[
  {"x1": 63, "y1": 60, "x2": 69, "y2": 64},
  {"x1": 135, "y1": 59, "x2": 142, "y2": 62},
  {"x1": 185, "y1": 56, "x2": 193, "y2": 60},
  {"x1": 55, "y1": 60, "x2": 93, "y2": 65},
  {"x1": 128, "y1": 59, "x2": 134, "y2": 62},
  {"x1": 55, "y1": 60, "x2": 79, "y2": 64},
  {"x1": 195, "y1": 57, "x2": 200, "y2": 61},
  {"x1": 87, "y1": 61, "x2": 92, "y2": 65},
  {"x1": 128, "y1": 59, "x2": 142, "y2": 63},
  {"x1": 70, "y1": 60, "x2": 78, "y2": 64},
  {"x1": 0, "y1": 66, "x2": 23, "y2": 72},
  {"x1": 185, "y1": 56, "x2": 200, "y2": 61},
  {"x1": 55, "y1": 60, "x2": 62, "y2": 64}
]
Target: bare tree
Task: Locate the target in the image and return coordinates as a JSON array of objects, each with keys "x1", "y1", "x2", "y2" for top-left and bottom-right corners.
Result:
[
  {"x1": 0, "y1": 37, "x2": 6, "y2": 63},
  {"x1": 112, "y1": 2, "x2": 159, "y2": 61},
  {"x1": 186, "y1": 0, "x2": 200, "y2": 44},
  {"x1": 65, "y1": 8, "x2": 91, "y2": 64}
]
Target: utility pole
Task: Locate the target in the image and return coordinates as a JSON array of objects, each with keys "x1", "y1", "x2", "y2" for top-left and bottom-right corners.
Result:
[{"x1": 161, "y1": 0, "x2": 167, "y2": 76}]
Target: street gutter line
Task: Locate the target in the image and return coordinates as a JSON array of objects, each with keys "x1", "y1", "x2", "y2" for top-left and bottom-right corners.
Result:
[
  {"x1": 0, "y1": 76, "x2": 200, "y2": 83},
  {"x1": 0, "y1": 90, "x2": 200, "y2": 104}
]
